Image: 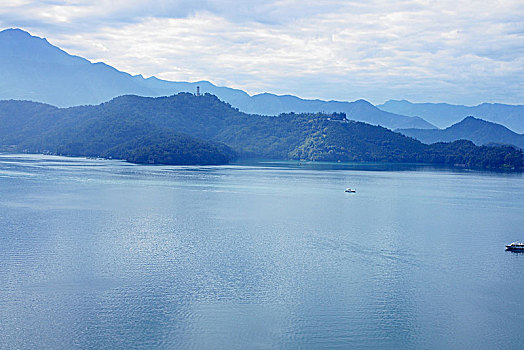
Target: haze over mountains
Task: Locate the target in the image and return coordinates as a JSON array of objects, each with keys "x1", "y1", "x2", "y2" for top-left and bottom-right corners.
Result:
[
  {"x1": 379, "y1": 100, "x2": 524, "y2": 133},
  {"x1": 0, "y1": 28, "x2": 435, "y2": 130},
  {"x1": 398, "y1": 116, "x2": 524, "y2": 150},
  {"x1": 4, "y1": 28, "x2": 522, "y2": 134}
]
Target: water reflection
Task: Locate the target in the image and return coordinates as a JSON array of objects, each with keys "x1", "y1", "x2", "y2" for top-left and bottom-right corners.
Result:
[
  {"x1": 0, "y1": 154, "x2": 523, "y2": 349},
  {"x1": 506, "y1": 250, "x2": 524, "y2": 254}
]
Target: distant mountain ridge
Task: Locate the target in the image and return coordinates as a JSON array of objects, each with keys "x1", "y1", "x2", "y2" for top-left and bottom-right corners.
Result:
[
  {"x1": 378, "y1": 99, "x2": 524, "y2": 133},
  {"x1": 0, "y1": 28, "x2": 435, "y2": 130},
  {"x1": 0, "y1": 28, "x2": 156, "y2": 105},
  {"x1": 398, "y1": 116, "x2": 524, "y2": 149}
]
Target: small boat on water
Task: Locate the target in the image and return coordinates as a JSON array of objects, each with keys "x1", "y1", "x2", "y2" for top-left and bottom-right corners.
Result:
[
  {"x1": 505, "y1": 241, "x2": 524, "y2": 251},
  {"x1": 345, "y1": 188, "x2": 356, "y2": 193}
]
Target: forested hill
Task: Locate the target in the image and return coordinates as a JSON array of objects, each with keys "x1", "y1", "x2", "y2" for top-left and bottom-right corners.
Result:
[
  {"x1": 0, "y1": 97, "x2": 236, "y2": 165},
  {"x1": 0, "y1": 93, "x2": 522, "y2": 169}
]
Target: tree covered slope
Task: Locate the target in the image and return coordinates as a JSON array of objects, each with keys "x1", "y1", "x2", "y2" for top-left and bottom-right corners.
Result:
[{"x1": 0, "y1": 93, "x2": 522, "y2": 169}]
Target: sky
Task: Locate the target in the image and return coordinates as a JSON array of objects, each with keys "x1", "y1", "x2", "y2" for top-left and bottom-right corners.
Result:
[{"x1": 0, "y1": 0, "x2": 523, "y2": 105}]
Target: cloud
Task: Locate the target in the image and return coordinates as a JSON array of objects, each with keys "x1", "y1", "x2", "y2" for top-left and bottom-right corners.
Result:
[{"x1": 0, "y1": 0, "x2": 523, "y2": 104}]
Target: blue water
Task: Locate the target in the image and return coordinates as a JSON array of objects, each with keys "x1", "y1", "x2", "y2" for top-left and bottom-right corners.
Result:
[{"x1": 0, "y1": 154, "x2": 523, "y2": 349}]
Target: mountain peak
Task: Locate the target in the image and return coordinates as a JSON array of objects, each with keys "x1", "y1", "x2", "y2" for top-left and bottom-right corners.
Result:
[
  {"x1": 0, "y1": 27, "x2": 89, "y2": 67},
  {"x1": 0, "y1": 28, "x2": 31, "y2": 37},
  {"x1": 384, "y1": 99, "x2": 410, "y2": 104},
  {"x1": 0, "y1": 28, "x2": 49, "y2": 44},
  {"x1": 455, "y1": 116, "x2": 496, "y2": 128},
  {"x1": 354, "y1": 99, "x2": 373, "y2": 106},
  {"x1": 461, "y1": 116, "x2": 480, "y2": 122}
]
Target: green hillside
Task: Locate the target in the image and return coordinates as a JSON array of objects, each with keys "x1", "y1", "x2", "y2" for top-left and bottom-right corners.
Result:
[{"x1": 0, "y1": 93, "x2": 522, "y2": 169}]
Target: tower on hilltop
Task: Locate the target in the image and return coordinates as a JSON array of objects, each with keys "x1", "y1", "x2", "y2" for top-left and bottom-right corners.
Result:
[{"x1": 196, "y1": 86, "x2": 200, "y2": 96}]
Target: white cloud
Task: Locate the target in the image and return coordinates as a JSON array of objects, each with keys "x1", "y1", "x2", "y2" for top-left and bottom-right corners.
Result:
[{"x1": 0, "y1": 0, "x2": 523, "y2": 104}]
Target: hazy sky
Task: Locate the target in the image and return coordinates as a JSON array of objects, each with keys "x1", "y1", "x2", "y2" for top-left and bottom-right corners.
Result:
[{"x1": 1, "y1": 0, "x2": 523, "y2": 105}]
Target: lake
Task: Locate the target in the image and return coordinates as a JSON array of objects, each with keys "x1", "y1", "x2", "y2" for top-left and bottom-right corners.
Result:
[{"x1": 0, "y1": 154, "x2": 523, "y2": 349}]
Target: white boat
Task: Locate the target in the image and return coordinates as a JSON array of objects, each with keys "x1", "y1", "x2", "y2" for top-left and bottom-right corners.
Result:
[
  {"x1": 345, "y1": 188, "x2": 356, "y2": 193},
  {"x1": 505, "y1": 241, "x2": 524, "y2": 251}
]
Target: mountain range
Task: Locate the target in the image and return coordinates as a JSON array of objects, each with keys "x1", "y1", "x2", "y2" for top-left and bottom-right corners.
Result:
[
  {"x1": 398, "y1": 116, "x2": 524, "y2": 149},
  {"x1": 379, "y1": 99, "x2": 524, "y2": 133},
  {"x1": 0, "y1": 28, "x2": 435, "y2": 130},
  {"x1": 1, "y1": 27, "x2": 522, "y2": 169},
  {"x1": 0, "y1": 93, "x2": 522, "y2": 169}
]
